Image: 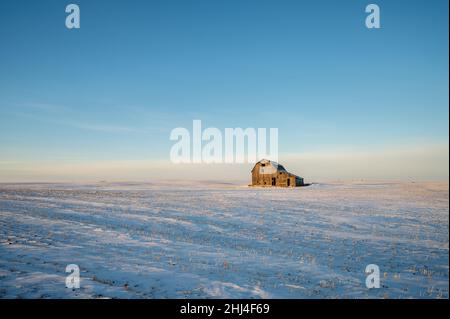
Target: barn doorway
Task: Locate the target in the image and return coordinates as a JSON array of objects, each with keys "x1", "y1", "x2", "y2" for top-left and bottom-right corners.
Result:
[
  {"x1": 287, "y1": 178, "x2": 290, "y2": 187},
  {"x1": 272, "y1": 177, "x2": 276, "y2": 186}
]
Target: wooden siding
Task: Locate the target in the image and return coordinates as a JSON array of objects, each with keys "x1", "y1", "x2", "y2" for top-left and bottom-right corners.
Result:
[{"x1": 251, "y1": 162, "x2": 304, "y2": 187}]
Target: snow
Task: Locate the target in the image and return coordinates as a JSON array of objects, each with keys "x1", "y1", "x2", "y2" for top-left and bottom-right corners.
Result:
[{"x1": 0, "y1": 181, "x2": 448, "y2": 299}]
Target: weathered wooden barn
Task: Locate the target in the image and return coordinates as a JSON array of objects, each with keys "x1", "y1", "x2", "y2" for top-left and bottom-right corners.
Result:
[{"x1": 251, "y1": 159, "x2": 304, "y2": 187}]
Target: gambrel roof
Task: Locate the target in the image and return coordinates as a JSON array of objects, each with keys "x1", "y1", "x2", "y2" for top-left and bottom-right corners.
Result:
[{"x1": 251, "y1": 159, "x2": 287, "y2": 174}]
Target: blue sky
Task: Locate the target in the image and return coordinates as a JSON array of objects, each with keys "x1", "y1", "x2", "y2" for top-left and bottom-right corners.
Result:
[{"x1": 0, "y1": 0, "x2": 448, "y2": 181}]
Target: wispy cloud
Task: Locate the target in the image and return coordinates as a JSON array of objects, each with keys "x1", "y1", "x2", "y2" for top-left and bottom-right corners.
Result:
[
  {"x1": 23, "y1": 102, "x2": 71, "y2": 113},
  {"x1": 3, "y1": 109, "x2": 143, "y2": 134},
  {"x1": 69, "y1": 122, "x2": 139, "y2": 133},
  {"x1": 1, "y1": 101, "x2": 175, "y2": 134}
]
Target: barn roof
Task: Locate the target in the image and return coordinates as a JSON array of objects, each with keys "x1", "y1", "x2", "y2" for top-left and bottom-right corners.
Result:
[
  {"x1": 251, "y1": 159, "x2": 303, "y2": 179},
  {"x1": 251, "y1": 159, "x2": 287, "y2": 173}
]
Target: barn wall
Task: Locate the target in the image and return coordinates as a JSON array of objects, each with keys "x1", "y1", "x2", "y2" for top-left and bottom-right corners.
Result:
[{"x1": 251, "y1": 163, "x2": 298, "y2": 187}]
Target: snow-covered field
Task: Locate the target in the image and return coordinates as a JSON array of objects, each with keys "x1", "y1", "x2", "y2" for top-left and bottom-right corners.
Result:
[{"x1": 0, "y1": 181, "x2": 448, "y2": 299}]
